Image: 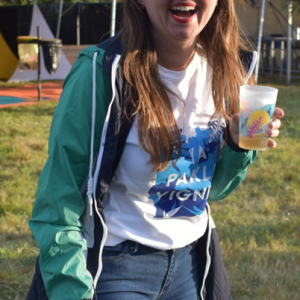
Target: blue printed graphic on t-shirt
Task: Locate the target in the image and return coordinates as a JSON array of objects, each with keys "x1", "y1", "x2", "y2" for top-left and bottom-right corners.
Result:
[{"x1": 148, "y1": 121, "x2": 224, "y2": 218}]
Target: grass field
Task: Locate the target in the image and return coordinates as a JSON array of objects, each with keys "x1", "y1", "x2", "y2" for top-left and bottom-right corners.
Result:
[{"x1": 0, "y1": 78, "x2": 299, "y2": 300}]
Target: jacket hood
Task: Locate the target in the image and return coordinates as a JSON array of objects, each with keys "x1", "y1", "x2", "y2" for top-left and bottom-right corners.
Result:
[{"x1": 77, "y1": 34, "x2": 123, "y2": 62}]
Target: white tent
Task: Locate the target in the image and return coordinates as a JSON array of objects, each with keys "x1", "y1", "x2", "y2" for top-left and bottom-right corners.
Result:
[{"x1": 9, "y1": 2, "x2": 71, "y2": 82}]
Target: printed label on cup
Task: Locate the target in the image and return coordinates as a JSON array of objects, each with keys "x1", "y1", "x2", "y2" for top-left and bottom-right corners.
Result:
[
  {"x1": 239, "y1": 100, "x2": 275, "y2": 150},
  {"x1": 239, "y1": 85, "x2": 278, "y2": 151}
]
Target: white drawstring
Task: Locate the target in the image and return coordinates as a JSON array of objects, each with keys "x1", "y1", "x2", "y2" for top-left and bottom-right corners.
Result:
[{"x1": 86, "y1": 51, "x2": 99, "y2": 216}]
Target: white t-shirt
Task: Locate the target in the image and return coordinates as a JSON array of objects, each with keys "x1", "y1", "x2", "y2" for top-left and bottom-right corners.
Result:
[{"x1": 102, "y1": 51, "x2": 225, "y2": 250}]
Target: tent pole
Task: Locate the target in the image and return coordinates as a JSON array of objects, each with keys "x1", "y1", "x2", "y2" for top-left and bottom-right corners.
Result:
[
  {"x1": 56, "y1": 0, "x2": 64, "y2": 39},
  {"x1": 286, "y1": 0, "x2": 292, "y2": 86},
  {"x1": 37, "y1": 26, "x2": 41, "y2": 101},
  {"x1": 110, "y1": 0, "x2": 117, "y2": 37},
  {"x1": 254, "y1": 0, "x2": 266, "y2": 83},
  {"x1": 76, "y1": 2, "x2": 80, "y2": 46}
]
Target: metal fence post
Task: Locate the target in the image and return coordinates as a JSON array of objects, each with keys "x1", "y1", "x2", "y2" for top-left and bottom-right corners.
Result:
[
  {"x1": 280, "y1": 40, "x2": 285, "y2": 77},
  {"x1": 286, "y1": 1, "x2": 292, "y2": 85}
]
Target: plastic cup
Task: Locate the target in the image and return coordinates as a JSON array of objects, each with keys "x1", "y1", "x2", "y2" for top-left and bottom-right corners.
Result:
[{"x1": 239, "y1": 85, "x2": 278, "y2": 150}]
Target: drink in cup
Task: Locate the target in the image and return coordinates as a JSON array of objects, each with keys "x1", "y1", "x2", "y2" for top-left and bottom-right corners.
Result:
[{"x1": 239, "y1": 85, "x2": 278, "y2": 150}]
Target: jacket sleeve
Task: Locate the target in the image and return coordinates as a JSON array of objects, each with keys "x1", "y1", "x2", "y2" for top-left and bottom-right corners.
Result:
[
  {"x1": 208, "y1": 142, "x2": 258, "y2": 202},
  {"x1": 28, "y1": 50, "x2": 111, "y2": 300}
]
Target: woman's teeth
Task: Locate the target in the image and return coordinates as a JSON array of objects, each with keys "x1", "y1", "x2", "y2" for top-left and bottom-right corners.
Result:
[{"x1": 172, "y1": 6, "x2": 196, "y2": 11}]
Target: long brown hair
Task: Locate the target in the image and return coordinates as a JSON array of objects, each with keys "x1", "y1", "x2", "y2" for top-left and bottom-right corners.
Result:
[{"x1": 121, "y1": 0, "x2": 254, "y2": 171}]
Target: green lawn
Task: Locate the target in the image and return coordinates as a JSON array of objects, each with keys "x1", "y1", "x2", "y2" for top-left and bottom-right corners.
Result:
[
  {"x1": 0, "y1": 78, "x2": 299, "y2": 300},
  {"x1": 0, "y1": 102, "x2": 56, "y2": 300}
]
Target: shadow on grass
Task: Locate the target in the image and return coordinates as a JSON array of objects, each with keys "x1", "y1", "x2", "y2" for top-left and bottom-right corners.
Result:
[
  {"x1": 1, "y1": 105, "x2": 57, "y2": 117},
  {"x1": 258, "y1": 75, "x2": 300, "y2": 86}
]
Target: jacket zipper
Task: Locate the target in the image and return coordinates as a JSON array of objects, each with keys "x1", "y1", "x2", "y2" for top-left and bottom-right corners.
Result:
[
  {"x1": 92, "y1": 53, "x2": 121, "y2": 288},
  {"x1": 87, "y1": 51, "x2": 99, "y2": 217}
]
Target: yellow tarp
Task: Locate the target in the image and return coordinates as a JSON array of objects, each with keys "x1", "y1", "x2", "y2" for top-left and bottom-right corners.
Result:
[{"x1": 0, "y1": 31, "x2": 19, "y2": 80}]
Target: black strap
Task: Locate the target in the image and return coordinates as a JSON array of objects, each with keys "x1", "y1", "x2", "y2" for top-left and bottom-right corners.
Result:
[
  {"x1": 111, "y1": 68, "x2": 137, "y2": 178},
  {"x1": 96, "y1": 34, "x2": 137, "y2": 180}
]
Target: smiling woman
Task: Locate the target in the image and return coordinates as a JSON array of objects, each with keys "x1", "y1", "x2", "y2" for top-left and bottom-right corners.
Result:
[
  {"x1": 140, "y1": 0, "x2": 218, "y2": 67},
  {"x1": 25, "y1": 1, "x2": 284, "y2": 300}
]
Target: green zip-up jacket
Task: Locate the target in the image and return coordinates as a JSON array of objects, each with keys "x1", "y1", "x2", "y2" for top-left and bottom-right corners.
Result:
[{"x1": 27, "y1": 37, "x2": 257, "y2": 300}]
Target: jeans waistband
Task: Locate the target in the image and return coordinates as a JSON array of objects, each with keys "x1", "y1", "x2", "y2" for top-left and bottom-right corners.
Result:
[{"x1": 116, "y1": 239, "x2": 198, "y2": 255}]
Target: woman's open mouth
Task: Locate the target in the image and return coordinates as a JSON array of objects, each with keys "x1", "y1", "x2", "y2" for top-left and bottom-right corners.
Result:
[{"x1": 170, "y1": 5, "x2": 198, "y2": 23}]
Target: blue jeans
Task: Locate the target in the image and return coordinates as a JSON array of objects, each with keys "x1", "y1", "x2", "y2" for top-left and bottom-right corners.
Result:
[{"x1": 96, "y1": 240, "x2": 200, "y2": 300}]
